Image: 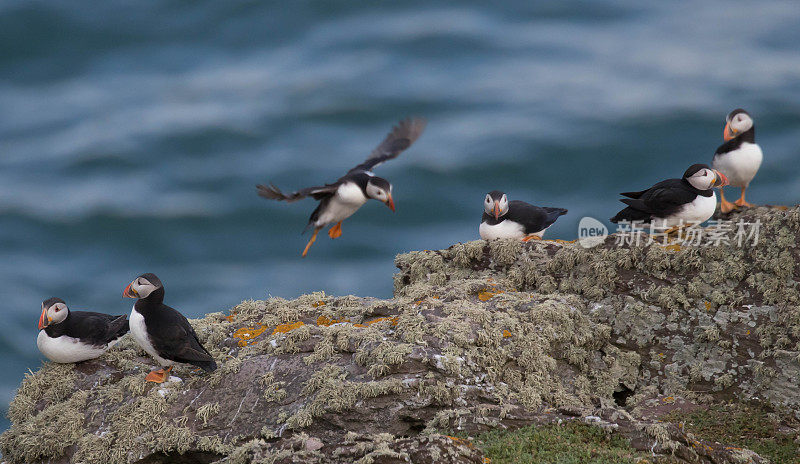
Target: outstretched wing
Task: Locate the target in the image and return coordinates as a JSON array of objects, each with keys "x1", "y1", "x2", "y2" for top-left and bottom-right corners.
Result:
[
  {"x1": 349, "y1": 117, "x2": 427, "y2": 173},
  {"x1": 256, "y1": 183, "x2": 339, "y2": 203}
]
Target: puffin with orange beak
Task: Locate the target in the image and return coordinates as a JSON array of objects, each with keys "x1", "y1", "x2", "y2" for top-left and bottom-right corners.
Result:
[
  {"x1": 257, "y1": 117, "x2": 426, "y2": 257},
  {"x1": 712, "y1": 108, "x2": 763, "y2": 213},
  {"x1": 611, "y1": 164, "x2": 729, "y2": 226},
  {"x1": 124, "y1": 273, "x2": 217, "y2": 383},
  {"x1": 37, "y1": 297, "x2": 129, "y2": 363},
  {"x1": 479, "y1": 191, "x2": 568, "y2": 241}
]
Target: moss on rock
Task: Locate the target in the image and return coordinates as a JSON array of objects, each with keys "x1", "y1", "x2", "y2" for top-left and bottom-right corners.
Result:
[{"x1": 2, "y1": 206, "x2": 799, "y2": 464}]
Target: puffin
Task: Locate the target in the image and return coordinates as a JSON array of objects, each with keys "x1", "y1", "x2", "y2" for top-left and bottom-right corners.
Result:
[
  {"x1": 610, "y1": 164, "x2": 729, "y2": 227},
  {"x1": 479, "y1": 191, "x2": 568, "y2": 241},
  {"x1": 37, "y1": 297, "x2": 129, "y2": 363},
  {"x1": 257, "y1": 117, "x2": 426, "y2": 257},
  {"x1": 123, "y1": 273, "x2": 217, "y2": 383},
  {"x1": 712, "y1": 108, "x2": 763, "y2": 213}
]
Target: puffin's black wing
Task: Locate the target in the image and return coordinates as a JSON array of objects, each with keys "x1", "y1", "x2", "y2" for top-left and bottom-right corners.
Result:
[
  {"x1": 61, "y1": 311, "x2": 129, "y2": 346},
  {"x1": 348, "y1": 117, "x2": 426, "y2": 173},
  {"x1": 610, "y1": 179, "x2": 693, "y2": 222},
  {"x1": 256, "y1": 183, "x2": 339, "y2": 203},
  {"x1": 620, "y1": 189, "x2": 648, "y2": 199},
  {"x1": 506, "y1": 201, "x2": 567, "y2": 234},
  {"x1": 106, "y1": 315, "x2": 130, "y2": 341},
  {"x1": 148, "y1": 305, "x2": 217, "y2": 372}
]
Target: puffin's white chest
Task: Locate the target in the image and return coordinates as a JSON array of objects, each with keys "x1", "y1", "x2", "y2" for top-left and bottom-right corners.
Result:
[
  {"x1": 37, "y1": 331, "x2": 108, "y2": 363},
  {"x1": 130, "y1": 307, "x2": 172, "y2": 366},
  {"x1": 660, "y1": 191, "x2": 717, "y2": 227},
  {"x1": 479, "y1": 219, "x2": 526, "y2": 240},
  {"x1": 316, "y1": 182, "x2": 368, "y2": 226},
  {"x1": 712, "y1": 142, "x2": 763, "y2": 187}
]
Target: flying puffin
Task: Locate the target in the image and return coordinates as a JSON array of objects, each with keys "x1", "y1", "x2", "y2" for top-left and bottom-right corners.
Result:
[
  {"x1": 479, "y1": 191, "x2": 567, "y2": 241},
  {"x1": 610, "y1": 164, "x2": 729, "y2": 227},
  {"x1": 123, "y1": 273, "x2": 217, "y2": 383},
  {"x1": 712, "y1": 108, "x2": 763, "y2": 213},
  {"x1": 257, "y1": 117, "x2": 426, "y2": 257},
  {"x1": 37, "y1": 297, "x2": 129, "y2": 363}
]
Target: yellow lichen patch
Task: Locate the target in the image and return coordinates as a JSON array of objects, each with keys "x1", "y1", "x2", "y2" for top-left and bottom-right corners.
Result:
[
  {"x1": 316, "y1": 315, "x2": 350, "y2": 327},
  {"x1": 662, "y1": 396, "x2": 675, "y2": 404},
  {"x1": 445, "y1": 435, "x2": 475, "y2": 448},
  {"x1": 502, "y1": 330, "x2": 512, "y2": 338},
  {"x1": 312, "y1": 300, "x2": 326, "y2": 308},
  {"x1": 664, "y1": 244, "x2": 682, "y2": 252},
  {"x1": 232, "y1": 324, "x2": 267, "y2": 347},
  {"x1": 704, "y1": 301, "x2": 712, "y2": 311},
  {"x1": 478, "y1": 290, "x2": 504, "y2": 301},
  {"x1": 272, "y1": 321, "x2": 305, "y2": 334}
]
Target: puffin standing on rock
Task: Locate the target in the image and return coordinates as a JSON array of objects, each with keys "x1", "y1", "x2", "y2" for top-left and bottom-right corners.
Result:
[
  {"x1": 479, "y1": 191, "x2": 568, "y2": 241},
  {"x1": 123, "y1": 273, "x2": 217, "y2": 383},
  {"x1": 37, "y1": 297, "x2": 129, "y2": 363},
  {"x1": 712, "y1": 108, "x2": 763, "y2": 213},
  {"x1": 610, "y1": 164, "x2": 729, "y2": 227},
  {"x1": 257, "y1": 117, "x2": 426, "y2": 257}
]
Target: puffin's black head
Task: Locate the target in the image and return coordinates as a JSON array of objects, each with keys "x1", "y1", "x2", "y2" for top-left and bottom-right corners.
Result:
[
  {"x1": 683, "y1": 164, "x2": 729, "y2": 191},
  {"x1": 39, "y1": 297, "x2": 68, "y2": 330},
  {"x1": 365, "y1": 176, "x2": 395, "y2": 212},
  {"x1": 484, "y1": 191, "x2": 509, "y2": 220},
  {"x1": 723, "y1": 108, "x2": 753, "y2": 141},
  {"x1": 123, "y1": 273, "x2": 164, "y2": 301}
]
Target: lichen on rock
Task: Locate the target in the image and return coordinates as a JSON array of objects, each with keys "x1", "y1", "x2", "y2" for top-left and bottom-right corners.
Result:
[{"x1": 2, "y1": 206, "x2": 798, "y2": 463}]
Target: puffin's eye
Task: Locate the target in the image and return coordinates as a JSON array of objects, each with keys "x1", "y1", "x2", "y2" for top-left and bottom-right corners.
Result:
[{"x1": 54, "y1": 307, "x2": 61, "y2": 312}]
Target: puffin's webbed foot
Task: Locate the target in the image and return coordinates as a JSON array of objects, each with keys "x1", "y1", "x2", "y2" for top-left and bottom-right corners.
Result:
[
  {"x1": 734, "y1": 187, "x2": 755, "y2": 208},
  {"x1": 521, "y1": 235, "x2": 541, "y2": 242},
  {"x1": 145, "y1": 366, "x2": 173, "y2": 383},
  {"x1": 718, "y1": 188, "x2": 737, "y2": 213},
  {"x1": 328, "y1": 222, "x2": 342, "y2": 239}
]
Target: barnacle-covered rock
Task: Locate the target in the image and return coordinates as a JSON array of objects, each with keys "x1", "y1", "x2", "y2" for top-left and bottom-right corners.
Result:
[{"x1": 1, "y1": 206, "x2": 798, "y2": 464}]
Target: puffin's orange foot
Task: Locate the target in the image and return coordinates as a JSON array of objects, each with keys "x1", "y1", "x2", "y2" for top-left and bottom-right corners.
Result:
[
  {"x1": 328, "y1": 222, "x2": 342, "y2": 239},
  {"x1": 521, "y1": 235, "x2": 541, "y2": 242},
  {"x1": 719, "y1": 199, "x2": 738, "y2": 213},
  {"x1": 734, "y1": 198, "x2": 755, "y2": 208},
  {"x1": 145, "y1": 366, "x2": 172, "y2": 383},
  {"x1": 302, "y1": 229, "x2": 320, "y2": 258}
]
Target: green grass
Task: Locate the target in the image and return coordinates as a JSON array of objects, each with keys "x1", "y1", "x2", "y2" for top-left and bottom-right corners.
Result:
[
  {"x1": 477, "y1": 421, "x2": 649, "y2": 464},
  {"x1": 662, "y1": 403, "x2": 799, "y2": 464}
]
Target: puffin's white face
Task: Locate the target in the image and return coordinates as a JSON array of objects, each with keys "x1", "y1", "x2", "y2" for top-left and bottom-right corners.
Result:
[
  {"x1": 484, "y1": 193, "x2": 509, "y2": 219},
  {"x1": 39, "y1": 301, "x2": 68, "y2": 329},
  {"x1": 125, "y1": 276, "x2": 158, "y2": 299},
  {"x1": 724, "y1": 112, "x2": 753, "y2": 141},
  {"x1": 687, "y1": 168, "x2": 727, "y2": 190},
  {"x1": 365, "y1": 180, "x2": 395, "y2": 211}
]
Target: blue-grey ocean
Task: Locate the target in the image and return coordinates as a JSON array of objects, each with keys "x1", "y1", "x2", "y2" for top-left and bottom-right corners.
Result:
[{"x1": 2, "y1": 0, "x2": 800, "y2": 432}]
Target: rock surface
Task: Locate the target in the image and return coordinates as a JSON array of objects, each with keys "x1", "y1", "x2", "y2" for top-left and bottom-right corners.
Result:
[{"x1": 2, "y1": 206, "x2": 799, "y2": 464}]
